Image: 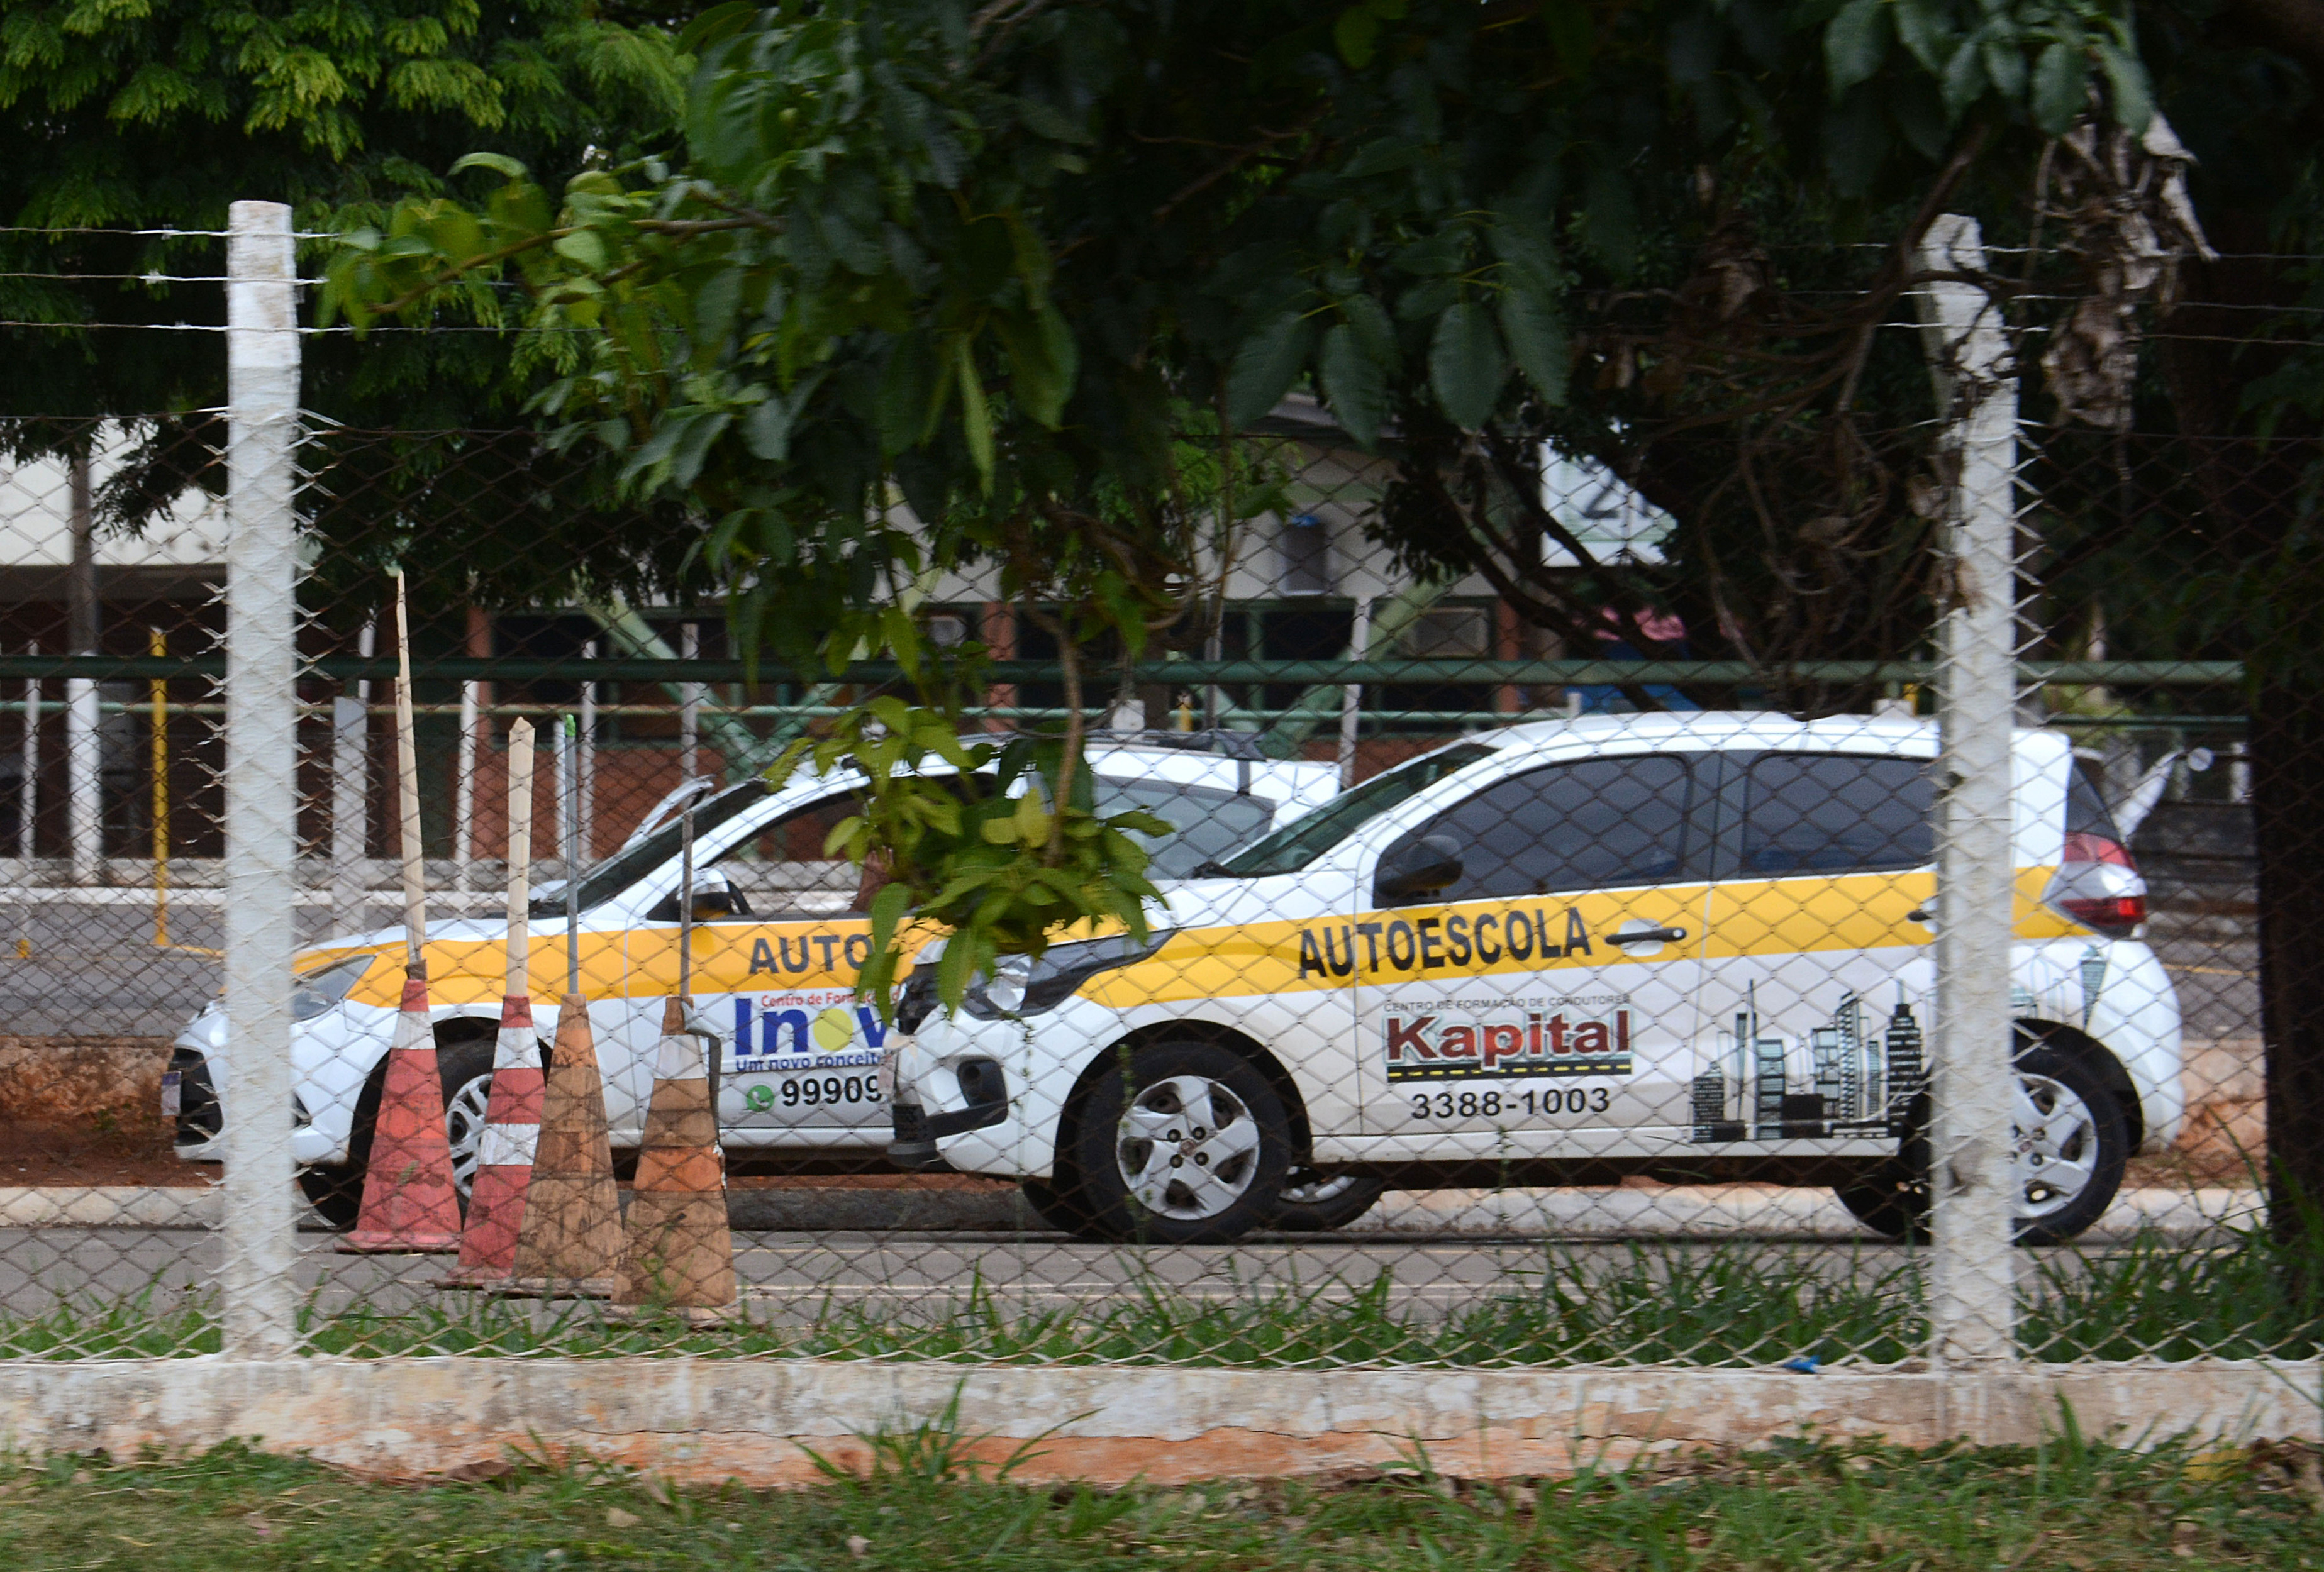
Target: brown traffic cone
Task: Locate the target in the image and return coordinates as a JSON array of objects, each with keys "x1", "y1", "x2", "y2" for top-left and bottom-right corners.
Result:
[
  {"x1": 501, "y1": 994, "x2": 623, "y2": 1297},
  {"x1": 614, "y1": 997, "x2": 739, "y2": 1322},
  {"x1": 336, "y1": 977, "x2": 464, "y2": 1254}
]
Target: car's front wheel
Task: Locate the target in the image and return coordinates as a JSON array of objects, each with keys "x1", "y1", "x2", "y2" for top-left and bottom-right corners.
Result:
[
  {"x1": 1833, "y1": 1044, "x2": 2129, "y2": 1246},
  {"x1": 1067, "y1": 1040, "x2": 1293, "y2": 1245},
  {"x1": 296, "y1": 1037, "x2": 498, "y2": 1231}
]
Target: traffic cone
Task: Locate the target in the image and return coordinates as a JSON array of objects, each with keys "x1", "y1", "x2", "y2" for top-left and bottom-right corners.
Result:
[
  {"x1": 614, "y1": 997, "x2": 739, "y2": 1322},
  {"x1": 336, "y1": 977, "x2": 464, "y2": 1254},
  {"x1": 501, "y1": 994, "x2": 623, "y2": 1297},
  {"x1": 440, "y1": 992, "x2": 544, "y2": 1287}
]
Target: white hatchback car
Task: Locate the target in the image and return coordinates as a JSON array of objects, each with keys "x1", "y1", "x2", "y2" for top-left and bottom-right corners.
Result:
[
  {"x1": 890, "y1": 712, "x2": 2182, "y2": 1245},
  {"x1": 168, "y1": 732, "x2": 1340, "y2": 1224}
]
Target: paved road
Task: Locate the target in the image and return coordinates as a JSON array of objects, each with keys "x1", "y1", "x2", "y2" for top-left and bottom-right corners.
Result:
[
  {"x1": 0, "y1": 1225, "x2": 1957, "y2": 1326},
  {"x1": 0, "y1": 1186, "x2": 2258, "y2": 1336}
]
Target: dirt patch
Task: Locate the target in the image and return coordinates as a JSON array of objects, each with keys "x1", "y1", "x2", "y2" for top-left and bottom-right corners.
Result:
[
  {"x1": 0, "y1": 1116, "x2": 211, "y2": 1187},
  {"x1": 0, "y1": 1036, "x2": 173, "y2": 1124},
  {"x1": 0, "y1": 1036, "x2": 197, "y2": 1186}
]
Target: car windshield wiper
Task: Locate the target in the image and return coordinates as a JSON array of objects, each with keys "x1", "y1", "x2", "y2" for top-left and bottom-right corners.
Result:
[{"x1": 1190, "y1": 860, "x2": 1244, "y2": 878}]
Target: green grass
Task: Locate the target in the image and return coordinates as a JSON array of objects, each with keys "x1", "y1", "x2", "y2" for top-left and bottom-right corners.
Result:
[
  {"x1": 4, "y1": 1225, "x2": 2321, "y2": 1364},
  {"x1": 0, "y1": 1415, "x2": 2320, "y2": 1569}
]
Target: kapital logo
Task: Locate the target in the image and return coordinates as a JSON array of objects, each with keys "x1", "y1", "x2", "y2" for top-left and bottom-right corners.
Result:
[{"x1": 1382, "y1": 995, "x2": 1633, "y2": 1082}]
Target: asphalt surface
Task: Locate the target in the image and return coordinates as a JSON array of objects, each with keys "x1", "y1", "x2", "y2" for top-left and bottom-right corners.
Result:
[
  {"x1": 0, "y1": 1178, "x2": 2260, "y2": 1333},
  {"x1": 0, "y1": 1224, "x2": 1972, "y2": 1327}
]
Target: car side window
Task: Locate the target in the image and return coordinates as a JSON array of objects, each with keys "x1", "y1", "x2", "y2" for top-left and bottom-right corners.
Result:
[
  {"x1": 1739, "y1": 753, "x2": 1933, "y2": 875},
  {"x1": 1382, "y1": 755, "x2": 1696, "y2": 902}
]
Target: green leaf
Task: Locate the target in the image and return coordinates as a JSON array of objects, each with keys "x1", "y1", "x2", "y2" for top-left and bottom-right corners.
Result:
[
  {"x1": 450, "y1": 152, "x2": 529, "y2": 180},
  {"x1": 1893, "y1": 0, "x2": 1954, "y2": 74},
  {"x1": 552, "y1": 228, "x2": 608, "y2": 271},
  {"x1": 1225, "y1": 309, "x2": 1318, "y2": 430},
  {"x1": 1825, "y1": 0, "x2": 1890, "y2": 95},
  {"x1": 1981, "y1": 40, "x2": 2026, "y2": 104},
  {"x1": 936, "y1": 935, "x2": 977, "y2": 1010},
  {"x1": 1338, "y1": 136, "x2": 1424, "y2": 180},
  {"x1": 2097, "y1": 42, "x2": 2153, "y2": 133},
  {"x1": 1335, "y1": 8, "x2": 1381, "y2": 68},
  {"x1": 1318, "y1": 324, "x2": 1389, "y2": 446},
  {"x1": 993, "y1": 304, "x2": 1078, "y2": 428},
  {"x1": 2031, "y1": 42, "x2": 2085, "y2": 135},
  {"x1": 1339, "y1": 292, "x2": 1396, "y2": 363},
  {"x1": 876, "y1": 330, "x2": 943, "y2": 454},
  {"x1": 955, "y1": 339, "x2": 994, "y2": 487},
  {"x1": 1013, "y1": 790, "x2": 1050, "y2": 845},
  {"x1": 1428, "y1": 302, "x2": 1508, "y2": 430},
  {"x1": 1498, "y1": 285, "x2": 1568, "y2": 407},
  {"x1": 1941, "y1": 38, "x2": 1988, "y2": 120}
]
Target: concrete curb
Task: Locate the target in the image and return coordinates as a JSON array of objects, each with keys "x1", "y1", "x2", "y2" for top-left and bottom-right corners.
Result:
[
  {"x1": 0, "y1": 1187, "x2": 220, "y2": 1229},
  {"x1": 0, "y1": 1356, "x2": 2313, "y2": 1485}
]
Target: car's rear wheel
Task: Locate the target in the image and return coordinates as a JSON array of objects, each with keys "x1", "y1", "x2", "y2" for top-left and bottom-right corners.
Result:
[
  {"x1": 296, "y1": 1036, "x2": 498, "y2": 1231},
  {"x1": 1067, "y1": 1040, "x2": 1293, "y2": 1245},
  {"x1": 1833, "y1": 1044, "x2": 2128, "y2": 1246},
  {"x1": 1269, "y1": 1168, "x2": 1386, "y2": 1232}
]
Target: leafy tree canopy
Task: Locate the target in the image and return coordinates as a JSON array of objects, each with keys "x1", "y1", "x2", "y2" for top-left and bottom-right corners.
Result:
[
  {"x1": 323, "y1": 0, "x2": 2266, "y2": 986},
  {"x1": 0, "y1": 0, "x2": 675, "y2": 482}
]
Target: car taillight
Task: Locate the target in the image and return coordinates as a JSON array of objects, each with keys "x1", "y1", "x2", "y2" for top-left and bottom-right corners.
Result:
[
  {"x1": 2059, "y1": 893, "x2": 2147, "y2": 933},
  {"x1": 2060, "y1": 831, "x2": 2136, "y2": 869}
]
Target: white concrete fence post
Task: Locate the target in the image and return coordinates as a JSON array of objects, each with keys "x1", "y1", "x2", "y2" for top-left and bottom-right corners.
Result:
[
  {"x1": 220, "y1": 199, "x2": 301, "y2": 1356},
  {"x1": 1916, "y1": 214, "x2": 2021, "y2": 1367}
]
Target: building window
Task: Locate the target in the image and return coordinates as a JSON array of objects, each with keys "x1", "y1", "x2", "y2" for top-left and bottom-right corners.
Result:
[
  {"x1": 1279, "y1": 512, "x2": 1330, "y2": 596},
  {"x1": 1398, "y1": 606, "x2": 1491, "y2": 659}
]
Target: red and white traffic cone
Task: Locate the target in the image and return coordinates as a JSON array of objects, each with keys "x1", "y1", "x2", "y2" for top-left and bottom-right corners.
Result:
[
  {"x1": 336, "y1": 975, "x2": 464, "y2": 1254},
  {"x1": 441, "y1": 992, "x2": 543, "y2": 1286}
]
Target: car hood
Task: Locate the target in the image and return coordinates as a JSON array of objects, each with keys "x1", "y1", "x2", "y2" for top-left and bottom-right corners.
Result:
[{"x1": 296, "y1": 912, "x2": 514, "y2": 970}]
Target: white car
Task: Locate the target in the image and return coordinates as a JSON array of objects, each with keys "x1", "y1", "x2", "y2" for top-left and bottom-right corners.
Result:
[
  {"x1": 167, "y1": 733, "x2": 1340, "y2": 1225},
  {"x1": 889, "y1": 712, "x2": 2183, "y2": 1245}
]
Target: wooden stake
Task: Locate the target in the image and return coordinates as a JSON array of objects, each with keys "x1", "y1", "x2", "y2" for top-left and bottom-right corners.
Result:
[
  {"x1": 562, "y1": 712, "x2": 581, "y2": 999},
  {"x1": 677, "y1": 797, "x2": 694, "y2": 1000},
  {"x1": 504, "y1": 718, "x2": 535, "y2": 999},
  {"x1": 393, "y1": 569, "x2": 427, "y2": 980}
]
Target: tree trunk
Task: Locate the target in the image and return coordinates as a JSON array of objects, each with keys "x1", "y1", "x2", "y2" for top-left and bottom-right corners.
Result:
[{"x1": 2250, "y1": 674, "x2": 2324, "y2": 1257}]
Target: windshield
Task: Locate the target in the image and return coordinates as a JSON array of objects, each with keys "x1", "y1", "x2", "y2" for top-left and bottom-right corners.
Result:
[
  {"x1": 530, "y1": 777, "x2": 784, "y2": 916},
  {"x1": 1218, "y1": 744, "x2": 1494, "y2": 877},
  {"x1": 1094, "y1": 777, "x2": 1274, "y2": 880}
]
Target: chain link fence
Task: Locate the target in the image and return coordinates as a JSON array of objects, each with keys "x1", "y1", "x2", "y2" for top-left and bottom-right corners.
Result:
[{"x1": 0, "y1": 204, "x2": 2309, "y2": 1373}]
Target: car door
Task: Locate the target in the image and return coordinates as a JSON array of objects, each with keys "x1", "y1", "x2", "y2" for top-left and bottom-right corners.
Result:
[
  {"x1": 1352, "y1": 752, "x2": 1712, "y2": 1145},
  {"x1": 1691, "y1": 749, "x2": 1936, "y2": 1145},
  {"x1": 626, "y1": 789, "x2": 897, "y2": 1143}
]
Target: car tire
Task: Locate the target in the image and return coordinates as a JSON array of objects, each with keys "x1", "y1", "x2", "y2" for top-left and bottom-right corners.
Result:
[
  {"x1": 1269, "y1": 1168, "x2": 1386, "y2": 1233},
  {"x1": 1067, "y1": 1039, "x2": 1293, "y2": 1246},
  {"x1": 1832, "y1": 1044, "x2": 2129, "y2": 1246},
  {"x1": 296, "y1": 1036, "x2": 499, "y2": 1231}
]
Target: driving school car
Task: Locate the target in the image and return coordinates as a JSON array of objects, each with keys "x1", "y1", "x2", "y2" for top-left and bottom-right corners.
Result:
[
  {"x1": 167, "y1": 733, "x2": 1338, "y2": 1225},
  {"x1": 889, "y1": 711, "x2": 2182, "y2": 1246}
]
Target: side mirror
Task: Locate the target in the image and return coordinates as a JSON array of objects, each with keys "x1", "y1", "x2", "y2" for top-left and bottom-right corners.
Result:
[
  {"x1": 1375, "y1": 834, "x2": 1464, "y2": 905},
  {"x1": 686, "y1": 869, "x2": 738, "y2": 919}
]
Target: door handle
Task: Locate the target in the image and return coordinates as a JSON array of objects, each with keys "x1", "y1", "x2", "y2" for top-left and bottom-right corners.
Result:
[{"x1": 1606, "y1": 925, "x2": 1688, "y2": 944}]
